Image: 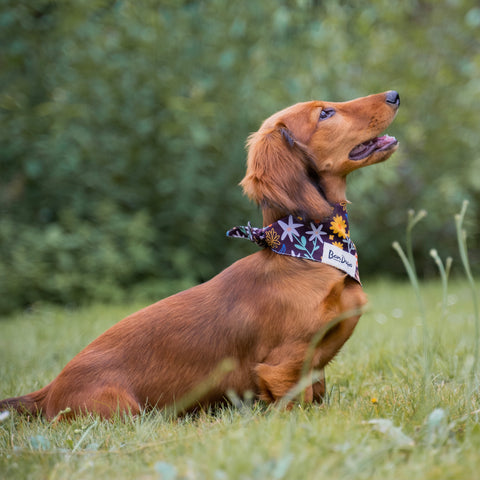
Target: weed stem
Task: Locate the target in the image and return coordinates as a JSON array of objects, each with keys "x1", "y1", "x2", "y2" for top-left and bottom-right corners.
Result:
[
  {"x1": 455, "y1": 200, "x2": 479, "y2": 380},
  {"x1": 393, "y1": 209, "x2": 429, "y2": 392}
]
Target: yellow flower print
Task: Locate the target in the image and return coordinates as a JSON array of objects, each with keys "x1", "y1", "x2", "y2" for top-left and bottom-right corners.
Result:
[
  {"x1": 265, "y1": 229, "x2": 281, "y2": 248},
  {"x1": 330, "y1": 215, "x2": 348, "y2": 238},
  {"x1": 332, "y1": 241, "x2": 344, "y2": 249}
]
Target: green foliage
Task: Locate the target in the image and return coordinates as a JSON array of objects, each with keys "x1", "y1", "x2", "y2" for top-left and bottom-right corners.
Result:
[
  {"x1": 0, "y1": 203, "x2": 156, "y2": 311},
  {"x1": 1, "y1": 0, "x2": 479, "y2": 311}
]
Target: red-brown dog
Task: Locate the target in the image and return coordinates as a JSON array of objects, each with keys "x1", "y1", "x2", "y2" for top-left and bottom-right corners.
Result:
[{"x1": 0, "y1": 91, "x2": 399, "y2": 419}]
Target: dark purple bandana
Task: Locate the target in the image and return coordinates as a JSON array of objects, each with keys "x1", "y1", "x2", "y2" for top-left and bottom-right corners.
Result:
[{"x1": 226, "y1": 203, "x2": 360, "y2": 283}]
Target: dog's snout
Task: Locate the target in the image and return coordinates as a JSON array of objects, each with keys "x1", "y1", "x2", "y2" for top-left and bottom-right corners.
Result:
[{"x1": 385, "y1": 90, "x2": 400, "y2": 107}]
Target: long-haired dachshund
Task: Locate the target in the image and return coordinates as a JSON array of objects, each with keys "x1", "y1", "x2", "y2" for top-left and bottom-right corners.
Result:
[{"x1": 1, "y1": 91, "x2": 400, "y2": 419}]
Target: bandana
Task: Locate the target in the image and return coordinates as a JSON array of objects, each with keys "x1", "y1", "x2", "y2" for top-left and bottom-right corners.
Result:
[{"x1": 226, "y1": 203, "x2": 360, "y2": 283}]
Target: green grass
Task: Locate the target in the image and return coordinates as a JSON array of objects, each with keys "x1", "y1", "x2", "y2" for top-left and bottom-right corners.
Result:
[{"x1": 1, "y1": 278, "x2": 480, "y2": 480}]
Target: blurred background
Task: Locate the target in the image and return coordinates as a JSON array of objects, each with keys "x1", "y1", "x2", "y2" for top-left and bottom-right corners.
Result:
[{"x1": 1, "y1": 0, "x2": 479, "y2": 313}]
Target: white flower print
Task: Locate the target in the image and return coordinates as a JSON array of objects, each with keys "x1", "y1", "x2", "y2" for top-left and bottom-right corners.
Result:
[
  {"x1": 277, "y1": 215, "x2": 303, "y2": 242},
  {"x1": 306, "y1": 223, "x2": 327, "y2": 243}
]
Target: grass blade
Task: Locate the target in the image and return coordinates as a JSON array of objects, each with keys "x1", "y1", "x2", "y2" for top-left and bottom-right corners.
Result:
[{"x1": 429, "y1": 249, "x2": 452, "y2": 318}]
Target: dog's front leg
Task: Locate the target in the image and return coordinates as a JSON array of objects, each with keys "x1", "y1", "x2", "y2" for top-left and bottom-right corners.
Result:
[
  {"x1": 312, "y1": 369, "x2": 326, "y2": 402},
  {"x1": 254, "y1": 343, "x2": 311, "y2": 405}
]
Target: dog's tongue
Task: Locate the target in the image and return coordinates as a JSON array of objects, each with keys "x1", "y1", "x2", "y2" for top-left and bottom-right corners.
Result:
[{"x1": 376, "y1": 135, "x2": 397, "y2": 148}]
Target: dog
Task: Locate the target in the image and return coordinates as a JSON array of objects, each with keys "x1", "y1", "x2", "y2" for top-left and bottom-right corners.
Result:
[{"x1": 0, "y1": 91, "x2": 400, "y2": 419}]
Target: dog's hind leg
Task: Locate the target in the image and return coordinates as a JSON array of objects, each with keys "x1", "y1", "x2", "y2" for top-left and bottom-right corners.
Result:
[
  {"x1": 45, "y1": 385, "x2": 141, "y2": 420},
  {"x1": 89, "y1": 386, "x2": 142, "y2": 419}
]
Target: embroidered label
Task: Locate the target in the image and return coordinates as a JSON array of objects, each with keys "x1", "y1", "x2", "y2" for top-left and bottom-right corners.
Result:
[{"x1": 322, "y1": 243, "x2": 357, "y2": 278}]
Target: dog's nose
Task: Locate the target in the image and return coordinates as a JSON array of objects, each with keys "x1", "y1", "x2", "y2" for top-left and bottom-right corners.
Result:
[{"x1": 386, "y1": 90, "x2": 400, "y2": 107}]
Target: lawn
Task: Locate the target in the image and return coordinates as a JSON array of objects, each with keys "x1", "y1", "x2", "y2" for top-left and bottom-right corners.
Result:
[{"x1": 1, "y1": 277, "x2": 479, "y2": 479}]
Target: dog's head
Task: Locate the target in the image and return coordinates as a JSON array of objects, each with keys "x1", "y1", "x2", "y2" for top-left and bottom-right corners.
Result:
[{"x1": 241, "y1": 91, "x2": 400, "y2": 224}]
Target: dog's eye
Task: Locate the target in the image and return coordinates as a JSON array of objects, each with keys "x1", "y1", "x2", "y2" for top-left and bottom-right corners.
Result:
[{"x1": 319, "y1": 108, "x2": 335, "y2": 121}]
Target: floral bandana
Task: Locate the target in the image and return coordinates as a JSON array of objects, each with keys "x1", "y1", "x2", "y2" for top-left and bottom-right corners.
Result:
[{"x1": 226, "y1": 203, "x2": 360, "y2": 283}]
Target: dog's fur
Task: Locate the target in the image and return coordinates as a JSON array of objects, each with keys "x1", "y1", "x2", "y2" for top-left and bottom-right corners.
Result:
[{"x1": 0, "y1": 91, "x2": 399, "y2": 419}]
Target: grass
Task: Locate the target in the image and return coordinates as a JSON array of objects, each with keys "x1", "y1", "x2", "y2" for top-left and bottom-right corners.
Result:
[{"x1": 1, "y1": 276, "x2": 480, "y2": 480}]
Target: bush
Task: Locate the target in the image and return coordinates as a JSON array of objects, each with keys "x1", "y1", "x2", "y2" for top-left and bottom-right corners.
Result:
[{"x1": 1, "y1": 0, "x2": 479, "y2": 312}]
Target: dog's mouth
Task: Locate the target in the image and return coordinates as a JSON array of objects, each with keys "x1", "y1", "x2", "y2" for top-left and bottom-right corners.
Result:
[{"x1": 348, "y1": 135, "x2": 398, "y2": 161}]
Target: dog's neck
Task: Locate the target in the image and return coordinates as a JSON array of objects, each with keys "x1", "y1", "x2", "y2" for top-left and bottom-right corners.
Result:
[
  {"x1": 260, "y1": 176, "x2": 348, "y2": 226},
  {"x1": 318, "y1": 174, "x2": 348, "y2": 205}
]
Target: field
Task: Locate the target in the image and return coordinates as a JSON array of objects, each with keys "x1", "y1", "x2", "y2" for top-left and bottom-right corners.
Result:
[{"x1": 1, "y1": 277, "x2": 480, "y2": 479}]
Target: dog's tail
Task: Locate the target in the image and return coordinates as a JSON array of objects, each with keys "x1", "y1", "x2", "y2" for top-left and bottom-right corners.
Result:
[{"x1": 0, "y1": 385, "x2": 50, "y2": 417}]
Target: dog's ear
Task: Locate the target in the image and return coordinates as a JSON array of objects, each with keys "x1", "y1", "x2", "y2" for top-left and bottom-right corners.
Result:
[{"x1": 240, "y1": 124, "x2": 332, "y2": 224}]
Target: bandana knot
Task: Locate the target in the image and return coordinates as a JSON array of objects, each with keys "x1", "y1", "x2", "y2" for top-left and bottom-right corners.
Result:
[{"x1": 227, "y1": 203, "x2": 360, "y2": 283}]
